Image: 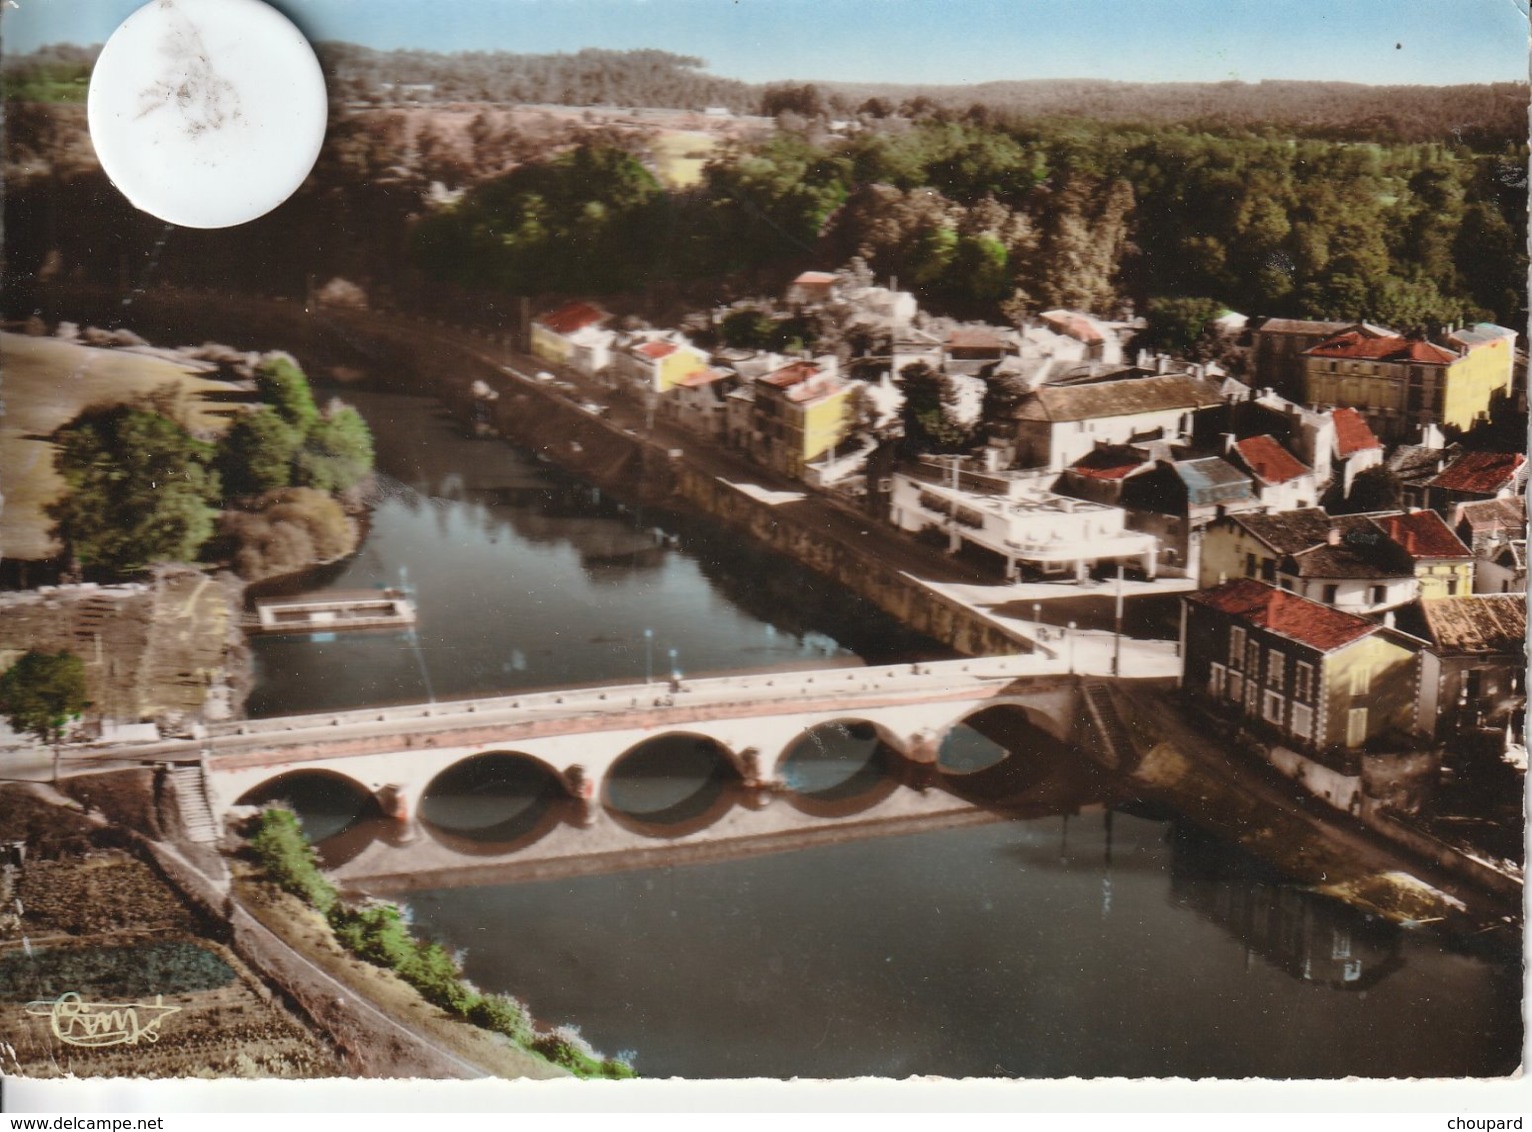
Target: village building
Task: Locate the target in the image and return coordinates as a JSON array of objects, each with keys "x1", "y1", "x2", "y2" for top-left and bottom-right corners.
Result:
[
  {"x1": 1250, "y1": 318, "x2": 1371, "y2": 399},
  {"x1": 944, "y1": 326, "x2": 1012, "y2": 376},
  {"x1": 1423, "y1": 450, "x2": 1526, "y2": 518},
  {"x1": 752, "y1": 358, "x2": 854, "y2": 479},
  {"x1": 785, "y1": 271, "x2": 838, "y2": 307},
  {"x1": 659, "y1": 366, "x2": 736, "y2": 440},
  {"x1": 1198, "y1": 508, "x2": 1468, "y2": 611},
  {"x1": 1226, "y1": 434, "x2": 1319, "y2": 512},
  {"x1": 1299, "y1": 323, "x2": 1517, "y2": 443},
  {"x1": 1394, "y1": 594, "x2": 1526, "y2": 744},
  {"x1": 529, "y1": 301, "x2": 612, "y2": 374},
  {"x1": 889, "y1": 461, "x2": 1158, "y2": 581},
  {"x1": 1038, "y1": 310, "x2": 1123, "y2": 365},
  {"x1": 1452, "y1": 497, "x2": 1527, "y2": 595},
  {"x1": 1115, "y1": 455, "x2": 1259, "y2": 578},
  {"x1": 611, "y1": 332, "x2": 709, "y2": 396},
  {"x1": 1180, "y1": 579, "x2": 1424, "y2": 812},
  {"x1": 1002, "y1": 372, "x2": 1227, "y2": 472}
]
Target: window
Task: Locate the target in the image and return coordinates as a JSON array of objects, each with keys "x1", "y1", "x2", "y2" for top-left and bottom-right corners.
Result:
[
  {"x1": 1261, "y1": 559, "x2": 1276, "y2": 582},
  {"x1": 1262, "y1": 690, "x2": 1285, "y2": 725},
  {"x1": 1291, "y1": 702, "x2": 1314, "y2": 740},
  {"x1": 1245, "y1": 553, "x2": 1258, "y2": 578},
  {"x1": 1446, "y1": 578, "x2": 1459, "y2": 596},
  {"x1": 1346, "y1": 707, "x2": 1368, "y2": 747},
  {"x1": 1230, "y1": 627, "x2": 1246, "y2": 669},
  {"x1": 1208, "y1": 663, "x2": 1226, "y2": 700},
  {"x1": 1370, "y1": 585, "x2": 1386, "y2": 606},
  {"x1": 1267, "y1": 648, "x2": 1285, "y2": 690},
  {"x1": 1295, "y1": 661, "x2": 1315, "y2": 703},
  {"x1": 1350, "y1": 665, "x2": 1370, "y2": 696},
  {"x1": 1247, "y1": 640, "x2": 1261, "y2": 676},
  {"x1": 1228, "y1": 671, "x2": 1244, "y2": 703},
  {"x1": 1322, "y1": 584, "x2": 1339, "y2": 604}
]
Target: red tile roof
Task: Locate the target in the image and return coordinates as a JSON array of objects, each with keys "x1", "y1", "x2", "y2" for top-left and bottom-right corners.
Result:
[
  {"x1": 1455, "y1": 496, "x2": 1525, "y2": 534},
  {"x1": 1306, "y1": 330, "x2": 1457, "y2": 365},
  {"x1": 1070, "y1": 446, "x2": 1147, "y2": 480},
  {"x1": 1188, "y1": 578, "x2": 1378, "y2": 652},
  {"x1": 1041, "y1": 311, "x2": 1105, "y2": 345},
  {"x1": 536, "y1": 301, "x2": 608, "y2": 335},
  {"x1": 1331, "y1": 407, "x2": 1381, "y2": 456},
  {"x1": 675, "y1": 367, "x2": 728, "y2": 388},
  {"x1": 1233, "y1": 435, "x2": 1309, "y2": 486},
  {"x1": 1417, "y1": 594, "x2": 1527, "y2": 655},
  {"x1": 762, "y1": 360, "x2": 821, "y2": 388},
  {"x1": 1427, "y1": 451, "x2": 1526, "y2": 495},
  {"x1": 634, "y1": 340, "x2": 678, "y2": 359},
  {"x1": 1371, "y1": 511, "x2": 1472, "y2": 560},
  {"x1": 792, "y1": 271, "x2": 837, "y2": 286}
]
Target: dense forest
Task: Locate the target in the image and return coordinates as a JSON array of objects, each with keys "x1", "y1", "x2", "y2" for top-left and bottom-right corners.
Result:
[
  {"x1": 4, "y1": 44, "x2": 1526, "y2": 335},
  {"x1": 414, "y1": 117, "x2": 1528, "y2": 331}
]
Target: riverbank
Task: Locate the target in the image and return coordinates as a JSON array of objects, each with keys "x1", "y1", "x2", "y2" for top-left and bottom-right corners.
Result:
[
  {"x1": 1114, "y1": 682, "x2": 1521, "y2": 938},
  {"x1": 0, "y1": 776, "x2": 567, "y2": 1079}
]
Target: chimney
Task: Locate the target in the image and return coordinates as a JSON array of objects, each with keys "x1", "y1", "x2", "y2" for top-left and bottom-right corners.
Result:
[
  {"x1": 1327, "y1": 528, "x2": 1342, "y2": 545},
  {"x1": 1221, "y1": 432, "x2": 1237, "y2": 454}
]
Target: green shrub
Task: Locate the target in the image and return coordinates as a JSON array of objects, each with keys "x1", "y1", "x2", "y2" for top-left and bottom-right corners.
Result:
[
  {"x1": 247, "y1": 807, "x2": 338, "y2": 914},
  {"x1": 532, "y1": 1026, "x2": 636, "y2": 1079},
  {"x1": 467, "y1": 993, "x2": 534, "y2": 1045}
]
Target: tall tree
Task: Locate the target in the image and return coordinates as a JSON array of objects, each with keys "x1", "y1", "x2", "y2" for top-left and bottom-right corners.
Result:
[
  {"x1": 50, "y1": 405, "x2": 221, "y2": 572},
  {"x1": 0, "y1": 650, "x2": 89, "y2": 745}
]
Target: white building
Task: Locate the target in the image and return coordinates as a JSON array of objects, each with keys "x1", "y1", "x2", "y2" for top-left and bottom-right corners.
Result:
[{"x1": 890, "y1": 464, "x2": 1159, "y2": 581}]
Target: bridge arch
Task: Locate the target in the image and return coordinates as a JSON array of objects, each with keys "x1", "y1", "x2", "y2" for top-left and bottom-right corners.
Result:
[
  {"x1": 602, "y1": 730, "x2": 744, "y2": 836},
  {"x1": 774, "y1": 718, "x2": 907, "y2": 816},
  {"x1": 930, "y1": 701, "x2": 1076, "y2": 803},
  {"x1": 417, "y1": 750, "x2": 574, "y2": 852},
  {"x1": 235, "y1": 768, "x2": 386, "y2": 863}
]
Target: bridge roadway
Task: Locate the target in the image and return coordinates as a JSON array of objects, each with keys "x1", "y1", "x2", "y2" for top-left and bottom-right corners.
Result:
[{"x1": 156, "y1": 655, "x2": 1085, "y2": 833}]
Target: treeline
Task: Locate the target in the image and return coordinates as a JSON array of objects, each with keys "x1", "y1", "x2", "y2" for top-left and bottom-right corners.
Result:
[
  {"x1": 416, "y1": 117, "x2": 1528, "y2": 331},
  {"x1": 829, "y1": 78, "x2": 1531, "y2": 148},
  {"x1": 8, "y1": 41, "x2": 1526, "y2": 149},
  {"x1": 317, "y1": 43, "x2": 760, "y2": 112}
]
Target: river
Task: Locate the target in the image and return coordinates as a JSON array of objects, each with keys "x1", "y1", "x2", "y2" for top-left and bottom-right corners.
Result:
[{"x1": 247, "y1": 389, "x2": 1523, "y2": 1080}]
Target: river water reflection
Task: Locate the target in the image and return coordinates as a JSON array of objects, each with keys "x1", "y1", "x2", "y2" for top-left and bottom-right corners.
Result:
[{"x1": 247, "y1": 389, "x2": 1522, "y2": 1080}]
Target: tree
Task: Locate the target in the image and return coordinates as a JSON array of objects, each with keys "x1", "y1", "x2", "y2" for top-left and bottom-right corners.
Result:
[
  {"x1": 0, "y1": 650, "x2": 89, "y2": 745},
  {"x1": 1141, "y1": 296, "x2": 1226, "y2": 354},
  {"x1": 295, "y1": 404, "x2": 375, "y2": 494},
  {"x1": 50, "y1": 405, "x2": 221, "y2": 572},
  {"x1": 217, "y1": 408, "x2": 300, "y2": 498},
  {"x1": 255, "y1": 354, "x2": 320, "y2": 432}
]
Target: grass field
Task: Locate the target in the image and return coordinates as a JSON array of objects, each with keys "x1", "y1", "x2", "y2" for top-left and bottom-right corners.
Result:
[
  {"x1": 0, "y1": 333, "x2": 238, "y2": 561},
  {"x1": 650, "y1": 130, "x2": 718, "y2": 188}
]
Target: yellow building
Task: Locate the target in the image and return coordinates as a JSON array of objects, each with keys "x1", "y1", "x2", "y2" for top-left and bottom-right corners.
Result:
[
  {"x1": 753, "y1": 360, "x2": 853, "y2": 479},
  {"x1": 1301, "y1": 324, "x2": 1516, "y2": 442},
  {"x1": 1182, "y1": 579, "x2": 1422, "y2": 764}
]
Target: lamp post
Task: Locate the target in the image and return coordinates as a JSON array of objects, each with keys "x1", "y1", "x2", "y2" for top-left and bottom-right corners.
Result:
[
  {"x1": 643, "y1": 628, "x2": 654, "y2": 685},
  {"x1": 668, "y1": 647, "x2": 681, "y2": 683},
  {"x1": 1112, "y1": 563, "x2": 1125, "y2": 677}
]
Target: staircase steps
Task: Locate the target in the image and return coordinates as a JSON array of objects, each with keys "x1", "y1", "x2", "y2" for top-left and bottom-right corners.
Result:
[
  {"x1": 169, "y1": 765, "x2": 219, "y2": 844},
  {"x1": 1081, "y1": 681, "x2": 1139, "y2": 771}
]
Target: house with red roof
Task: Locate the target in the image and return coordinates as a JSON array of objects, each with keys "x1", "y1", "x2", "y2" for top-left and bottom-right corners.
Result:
[
  {"x1": 1424, "y1": 450, "x2": 1526, "y2": 518},
  {"x1": 785, "y1": 271, "x2": 838, "y2": 307},
  {"x1": 752, "y1": 357, "x2": 854, "y2": 478},
  {"x1": 1300, "y1": 323, "x2": 1517, "y2": 442},
  {"x1": 530, "y1": 301, "x2": 612, "y2": 373},
  {"x1": 1181, "y1": 578, "x2": 1424, "y2": 808},
  {"x1": 1227, "y1": 434, "x2": 1318, "y2": 512},
  {"x1": 1394, "y1": 594, "x2": 1526, "y2": 744},
  {"x1": 611, "y1": 332, "x2": 709, "y2": 396},
  {"x1": 1251, "y1": 318, "x2": 1388, "y2": 400}
]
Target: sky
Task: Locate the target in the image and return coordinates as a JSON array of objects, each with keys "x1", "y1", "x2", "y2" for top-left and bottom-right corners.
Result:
[{"x1": 3, "y1": 0, "x2": 1528, "y2": 86}]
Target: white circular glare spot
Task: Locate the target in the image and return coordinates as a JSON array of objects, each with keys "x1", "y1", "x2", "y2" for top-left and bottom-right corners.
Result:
[{"x1": 88, "y1": 0, "x2": 327, "y2": 229}]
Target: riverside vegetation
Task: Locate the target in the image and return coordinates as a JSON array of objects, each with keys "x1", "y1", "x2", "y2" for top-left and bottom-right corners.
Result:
[{"x1": 246, "y1": 807, "x2": 636, "y2": 1080}]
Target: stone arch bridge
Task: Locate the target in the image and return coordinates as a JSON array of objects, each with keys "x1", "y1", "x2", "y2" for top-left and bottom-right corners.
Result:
[{"x1": 191, "y1": 657, "x2": 1132, "y2": 830}]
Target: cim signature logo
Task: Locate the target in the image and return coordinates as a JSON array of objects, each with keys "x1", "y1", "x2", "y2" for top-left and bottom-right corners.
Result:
[{"x1": 25, "y1": 992, "x2": 182, "y2": 1048}]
